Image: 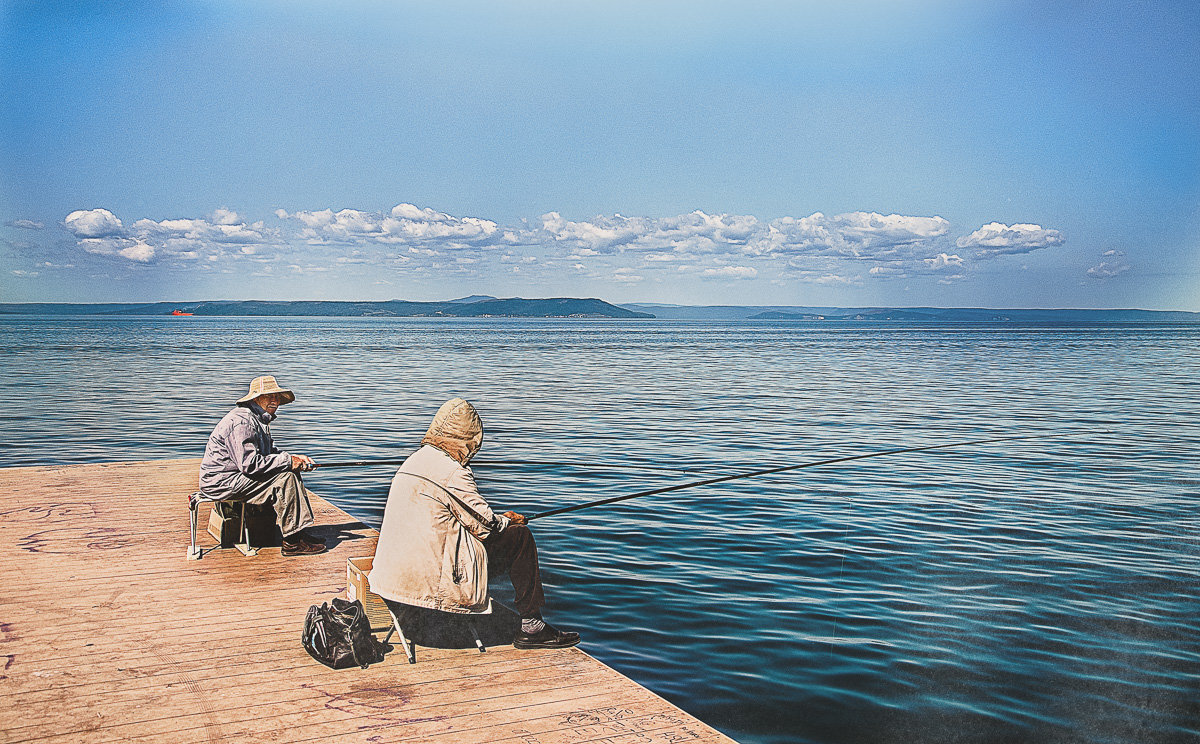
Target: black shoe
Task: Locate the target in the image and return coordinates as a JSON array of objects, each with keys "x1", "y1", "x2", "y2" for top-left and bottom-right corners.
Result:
[
  {"x1": 281, "y1": 536, "x2": 327, "y2": 556},
  {"x1": 513, "y1": 622, "x2": 580, "y2": 650}
]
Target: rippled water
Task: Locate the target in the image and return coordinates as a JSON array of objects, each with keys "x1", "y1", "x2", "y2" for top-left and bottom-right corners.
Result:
[{"x1": 1, "y1": 316, "x2": 1197, "y2": 744}]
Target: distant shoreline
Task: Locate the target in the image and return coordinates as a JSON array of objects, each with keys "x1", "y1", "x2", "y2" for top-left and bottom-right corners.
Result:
[{"x1": 1, "y1": 299, "x2": 1198, "y2": 323}]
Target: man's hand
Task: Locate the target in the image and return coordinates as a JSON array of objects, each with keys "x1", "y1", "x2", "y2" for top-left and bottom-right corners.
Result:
[
  {"x1": 503, "y1": 510, "x2": 527, "y2": 525},
  {"x1": 291, "y1": 454, "x2": 317, "y2": 472}
]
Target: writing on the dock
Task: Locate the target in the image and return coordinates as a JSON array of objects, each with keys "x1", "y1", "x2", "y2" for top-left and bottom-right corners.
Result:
[{"x1": 511, "y1": 706, "x2": 702, "y2": 743}]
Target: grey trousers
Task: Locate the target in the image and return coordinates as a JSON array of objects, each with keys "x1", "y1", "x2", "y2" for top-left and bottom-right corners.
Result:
[{"x1": 223, "y1": 470, "x2": 315, "y2": 538}]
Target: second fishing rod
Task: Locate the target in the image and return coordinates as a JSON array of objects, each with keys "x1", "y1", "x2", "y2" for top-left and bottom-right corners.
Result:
[{"x1": 310, "y1": 433, "x2": 1045, "y2": 519}]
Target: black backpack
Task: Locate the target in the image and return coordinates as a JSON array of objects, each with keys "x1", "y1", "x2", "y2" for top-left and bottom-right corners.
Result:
[{"x1": 302, "y1": 597, "x2": 388, "y2": 669}]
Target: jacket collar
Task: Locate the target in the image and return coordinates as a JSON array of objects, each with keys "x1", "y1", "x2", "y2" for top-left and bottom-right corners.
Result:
[{"x1": 244, "y1": 401, "x2": 276, "y2": 423}]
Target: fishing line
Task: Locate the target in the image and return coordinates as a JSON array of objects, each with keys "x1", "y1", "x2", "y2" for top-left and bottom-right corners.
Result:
[
  {"x1": 527, "y1": 434, "x2": 1045, "y2": 520},
  {"x1": 311, "y1": 458, "x2": 700, "y2": 473}
]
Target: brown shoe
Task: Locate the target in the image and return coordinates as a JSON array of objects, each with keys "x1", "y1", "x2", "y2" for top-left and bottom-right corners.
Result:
[{"x1": 281, "y1": 536, "x2": 326, "y2": 556}]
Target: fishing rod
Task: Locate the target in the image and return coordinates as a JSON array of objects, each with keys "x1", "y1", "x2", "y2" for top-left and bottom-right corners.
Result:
[
  {"x1": 527, "y1": 434, "x2": 1045, "y2": 521},
  {"x1": 311, "y1": 458, "x2": 698, "y2": 473}
]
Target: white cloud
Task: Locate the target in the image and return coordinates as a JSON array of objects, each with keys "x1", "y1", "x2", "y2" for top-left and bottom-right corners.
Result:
[
  {"x1": 118, "y1": 241, "x2": 156, "y2": 262},
  {"x1": 700, "y1": 265, "x2": 758, "y2": 279},
  {"x1": 6, "y1": 219, "x2": 44, "y2": 229},
  {"x1": 280, "y1": 204, "x2": 499, "y2": 246},
  {"x1": 748, "y1": 212, "x2": 951, "y2": 258},
  {"x1": 64, "y1": 209, "x2": 124, "y2": 238},
  {"x1": 1087, "y1": 250, "x2": 1130, "y2": 279},
  {"x1": 56, "y1": 203, "x2": 1068, "y2": 287},
  {"x1": 134, "y1": 216, "x2": 273, "y2": 245},
  {"x1": 211, "y1": 207, "x2": 241, "y2": 225},
  {"x1": 790, "y1": 271, "x2": 863, "y2": 286},
  {"x1": 540, "y1": 210, "x2": 759, "y2": 254},
  {"x1": 956, "y1": 222, "x2": 1064, "y2": 257},
  {"x1": 64, "y1": 207, "x2": 281, "y2": 263},
  {"x1": 11, "y1": 269, "x2": 39, "y2": 277},
  {"x1": 923, "y1": 253, "x2": 964, "y2": 270}
]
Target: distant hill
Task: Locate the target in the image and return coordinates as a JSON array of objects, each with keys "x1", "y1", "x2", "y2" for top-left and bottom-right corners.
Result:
[
  {"x1": 448, "y1": 295, "x2": 498, "y2": 304},
  {"x1": 621, "y1": 304, "x2": 1200, "y2": 322},
  {"x1": 4, "y1": 300, "x2": 1197, "y2": 322},
  {"x1": 0, "y1": 298, "x2": 654, "y2": 319}
]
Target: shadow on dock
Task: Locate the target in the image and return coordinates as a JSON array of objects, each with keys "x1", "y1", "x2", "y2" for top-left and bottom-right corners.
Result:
[{"x1": 388, "y1": 601, "x2": 522, "y2": 649}]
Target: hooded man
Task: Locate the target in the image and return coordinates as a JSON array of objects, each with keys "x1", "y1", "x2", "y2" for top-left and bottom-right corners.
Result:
[
  {"x1": 199, "y1": 375, "x2": 326, "y2": 557},
  {"x1": 369, "y1": 398, "x2": 579, "y2": 649}
]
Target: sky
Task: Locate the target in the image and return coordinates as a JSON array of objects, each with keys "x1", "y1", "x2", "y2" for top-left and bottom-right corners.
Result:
[{"x1": 1, "y1": 1, "x2": 1198, "y2": 309}]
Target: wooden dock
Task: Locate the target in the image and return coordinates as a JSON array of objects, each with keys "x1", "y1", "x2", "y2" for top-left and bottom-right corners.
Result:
[{"x1": 0, "y1": 459, "x2": 738, "y2": 744}]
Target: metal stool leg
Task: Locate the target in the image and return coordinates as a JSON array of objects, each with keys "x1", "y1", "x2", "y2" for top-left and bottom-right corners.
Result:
[
  {"x1": 233, "y1": 501, "x2": 258, "y2": 557},
  {"x1": 187, "y1": 494, "x2": 202, "y2": 560},
  {"x1": 384, "y1": 605, "x2": 416, "y2": 664},
  {"x1": 467, "y1": 618, "x2": 486, "y2": 653}
]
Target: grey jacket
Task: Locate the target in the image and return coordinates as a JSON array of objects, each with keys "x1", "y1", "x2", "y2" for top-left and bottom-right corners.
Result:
[{"x1": 198, "y1": 404, "x2": 292, "y2": 499}]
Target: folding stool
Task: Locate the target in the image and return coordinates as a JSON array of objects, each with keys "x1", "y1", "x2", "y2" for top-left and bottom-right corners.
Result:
[{"x1": 187, "y1": 491, "x2": 259, "y2": 559}]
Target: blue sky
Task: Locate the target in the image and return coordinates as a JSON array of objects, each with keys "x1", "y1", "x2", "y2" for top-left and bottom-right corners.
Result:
[{"x1": 2, "y1": 1, "x2": 1197, "y2": 308}]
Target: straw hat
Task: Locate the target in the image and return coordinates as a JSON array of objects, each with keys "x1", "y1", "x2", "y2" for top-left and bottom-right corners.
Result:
[{"x1": 236, "y1": 375, "x2": 296, "y2": 405}]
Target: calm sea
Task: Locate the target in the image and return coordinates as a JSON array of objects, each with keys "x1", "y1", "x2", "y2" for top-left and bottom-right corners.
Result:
[{"x1": 1, "y1": 316, "x2": 1197, "y2": 744}]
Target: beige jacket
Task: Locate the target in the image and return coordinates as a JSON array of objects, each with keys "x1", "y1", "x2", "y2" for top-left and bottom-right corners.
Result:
[{"x1": 368, "y1": 399, "x2": 509, "y2": 614}]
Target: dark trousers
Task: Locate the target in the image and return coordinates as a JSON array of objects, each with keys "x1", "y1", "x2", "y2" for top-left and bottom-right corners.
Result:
[{"x1": 484, "y1": 524, "x2": 545, "y2": 618}]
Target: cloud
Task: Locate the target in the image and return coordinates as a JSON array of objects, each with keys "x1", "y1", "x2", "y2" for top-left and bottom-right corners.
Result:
[
  {"x1": 536, "y1": 209, "x2": 973, "y2": 285},
  {"x1": 790, "y1": 271, "x2": 863, "y2": 286},
  {"x1": 956, "y1": 222, "x2": 1064, "y2": 257},
  {"x1": 64, "y1": 209, "x2": 124, "y2": 238},
  {"x1": 1087, "y1": 250, "x2": 1130, "y2": 279},
  {"x1": 118, "y1": 241, "x2": 156, "y2": 262},
  {"x1": 56, "y1": 203, "x2": 1065, "y2": 287},
  {"x1": 923, "y1": 253, "x2": 964, "y2": 270},
  {"x1": 64, "y1": 207, "x2": 282, "y2": 263},
  {"x1": 700, "y1": 265, "x2": 758, "y2": 279},
  {"x1": 279, "y1": 203, "x2": 500, "y2": 246},
  {"x1": 747, "y1": 212, "x2": 951, "y2": 258},
  {"x1": 210, "y1": 207, "x2": 241, "y2": 225},
  {"x1": 133, "y1": 216, "x2": 274, "y2": 246},
  {"x1": 10, "y1": 269, "x2": 39, "y2": 277},
  {"x1": 5, "y1": 219, "x2": 44, "y2": 229},
  {"x1": 540, "y1": 210, "x2": 759, "y2": 254}
]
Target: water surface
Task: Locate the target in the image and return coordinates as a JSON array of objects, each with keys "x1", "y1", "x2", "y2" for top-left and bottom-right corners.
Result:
[{"x1": 1, "y1": 316, "x2": 1197, "y2": 744}]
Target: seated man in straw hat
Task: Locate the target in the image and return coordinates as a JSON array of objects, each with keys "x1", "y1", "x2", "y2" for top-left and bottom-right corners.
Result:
[
  {"x1": 199, "y1": 375, "x2": 326, "y2": 557},
  {"x1": 369, "y1": 398, "x2": 580, "y2": 649}
]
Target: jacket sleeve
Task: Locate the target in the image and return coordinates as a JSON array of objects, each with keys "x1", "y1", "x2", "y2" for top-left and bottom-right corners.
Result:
[
  {"x1": 229, "y1": 418, "x2": 291, "y2": 477},
  {"x1": 443, "y1": 466, "x2": 510, "y2": 541}
]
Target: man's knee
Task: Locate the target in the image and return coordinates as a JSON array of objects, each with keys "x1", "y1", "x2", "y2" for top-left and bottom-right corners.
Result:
[
  {"x1": 507, "y1": 522, "x2": 531, "y2": 537},
  {"x1": 506, "y1": 523, "x2": 538, "y2": 551},
  {"x1": 274, "y1": 470, "x2": 304, "y2": 491}
]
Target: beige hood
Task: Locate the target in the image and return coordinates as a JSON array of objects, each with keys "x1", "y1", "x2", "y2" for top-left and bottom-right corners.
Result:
[{"x1": 421, "y1": 398, "x2": 483, "y2": 465}]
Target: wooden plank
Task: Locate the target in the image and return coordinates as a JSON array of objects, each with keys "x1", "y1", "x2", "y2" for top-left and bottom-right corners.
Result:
[{"x1": 0, "y1": 459, "x2": 738, "y2": 744}]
